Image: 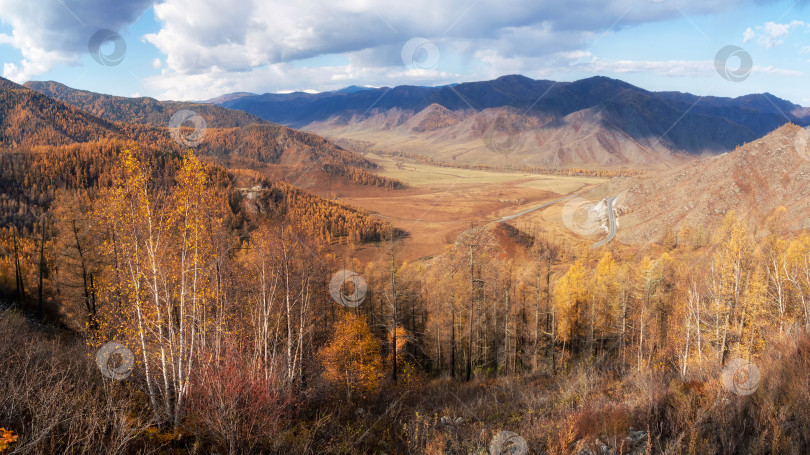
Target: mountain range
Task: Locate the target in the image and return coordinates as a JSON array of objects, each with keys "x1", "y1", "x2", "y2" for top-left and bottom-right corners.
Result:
[
  {"x1": 8, "y1": 77, "x2": 401, "y2": 191},
  {"x1": 206, "y1": 75, "x2": 810, "y2": 168},
  {"x1": 10, "y1": 74, "x2": 810, "y2": 245}
]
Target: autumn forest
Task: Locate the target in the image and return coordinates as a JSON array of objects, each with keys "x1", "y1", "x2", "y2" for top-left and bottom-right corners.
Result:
[{"x1": 3, "y1": 61, "x2": 810, "y2": 455}]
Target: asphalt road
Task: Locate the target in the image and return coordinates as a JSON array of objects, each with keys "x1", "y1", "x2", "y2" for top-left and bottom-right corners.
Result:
[{"x1": 493, "y1": 194, "x2": 578, "y2": 223}]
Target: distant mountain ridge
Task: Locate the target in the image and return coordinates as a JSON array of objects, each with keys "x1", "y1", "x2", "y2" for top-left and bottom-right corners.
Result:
[
  {"x1": 207, "y1": 75, "x2": 810, "y2": 168},
  {"x1": 25, "y1": 81, "x2": 267, "y2": 128},
  {"x1": 213, "y1": 75, "x2": 809, "y2": 130},
  {"x1": 1, "y1": 77, "x2": 126, "y2": 147}
]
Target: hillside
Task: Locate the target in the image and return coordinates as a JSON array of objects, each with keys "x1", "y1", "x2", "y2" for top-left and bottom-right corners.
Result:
[
  {"x1": 24, "y1": 81, "x2": 267, "y2": 128},
  {"x1": 0, "y1": 77, "x2": 127, "y2": 147},
  {"x1": 596, "y1": 123, "x2": 810, "y2": 243},
  {"x1": 5, "y1": 78, "x2": 403, "y2": 190},
  {"x1": 308, "y1": 104, "x2": 702, "y2": 168},
  {"x1": 211, "y1": 75, "x2": 809, "y2": 168},
  {"x1": 0, "y1": 95, "x2": 394, "y2": 251}
]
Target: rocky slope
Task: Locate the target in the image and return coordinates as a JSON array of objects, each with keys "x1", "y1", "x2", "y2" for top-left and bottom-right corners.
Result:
[{"x1": 595, "y1": 124, "x2": 810, "y2": 243}]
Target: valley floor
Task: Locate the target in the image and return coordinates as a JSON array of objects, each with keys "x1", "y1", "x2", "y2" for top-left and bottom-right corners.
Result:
[{"x1": 332, "y1": 152, "x2": 607, "y2": 259}]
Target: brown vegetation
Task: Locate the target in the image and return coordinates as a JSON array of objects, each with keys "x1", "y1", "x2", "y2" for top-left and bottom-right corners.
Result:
[{"x1": 4, "y1": 77, "x2": 810, "y2": 454}]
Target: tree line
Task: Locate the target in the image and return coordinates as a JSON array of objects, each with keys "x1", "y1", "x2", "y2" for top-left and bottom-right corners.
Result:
[{"x1": 4, "y1": 145, "x2": 810, "y2": 451}]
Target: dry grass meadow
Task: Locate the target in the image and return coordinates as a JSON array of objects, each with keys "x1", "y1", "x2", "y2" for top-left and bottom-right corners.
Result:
[{"x1": 331, "y1": 152, "x2": 607, "y2": 259}]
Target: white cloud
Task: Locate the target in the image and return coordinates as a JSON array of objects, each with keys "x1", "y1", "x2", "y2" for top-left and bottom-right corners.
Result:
[
  {"x1": 0, "y1": 0, "x2": 152, "y2": 82},
  {"x1": 559, "y1": 50, "x2": 593, "y2": 60},
  {"x1": 744, "y1": 20, "x2": 808, "y2": 48},
  {"x1": 143, "y1": 60, "x2": 463, "y2": 100},
  {"x1": 552, "y1": 57, "x2": 799, "y2": 79},
  {"x1": 142, "y1": 0, "x2": 754, "y2": 76},
  {"x1": 139, "y1": 0, "x2": 759, "y2": 98},
  {"x1": 752, "y1": 65, "x2": 802, "y2": 76},
  {"x1": 576, "y1": 57, "x2": 714, "y2": 77},
  {"x1": 0, "y1": 0, "x2": 800, "y2": 99},
  {"x1": 743, "y1": 27, "x2": 755, "y2": 43}
]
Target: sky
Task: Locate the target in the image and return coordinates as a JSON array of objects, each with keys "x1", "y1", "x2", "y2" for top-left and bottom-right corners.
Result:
[{"x1": 0, "y1": 0, "x2": 808, "y2": 104}]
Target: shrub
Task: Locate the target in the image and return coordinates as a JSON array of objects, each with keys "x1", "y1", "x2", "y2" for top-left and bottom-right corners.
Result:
[
  {"x1": 0, "y1": 309, "x2": 151, "y2": 454},
  {"x1": 185, "y1": 343, "x2": 294, "y2": 455}
]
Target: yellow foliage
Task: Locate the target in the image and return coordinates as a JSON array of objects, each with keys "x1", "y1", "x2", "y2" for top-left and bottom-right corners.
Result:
[
  {"x1": 388, "y1": 325, "x2": 409, "y2": 364},
  {"x1": 93, "y1": 150, "x2": 227, "y2": 424},
  {"x1": 319, "y1": 311, "x2": 384, "y2": 400},
  {"x1": 553, "y1": 260, "x2": 589, "y2": 342}
]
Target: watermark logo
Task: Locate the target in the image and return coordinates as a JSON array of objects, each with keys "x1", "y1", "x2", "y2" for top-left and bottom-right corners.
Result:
[
  {"x1": 721, "y1": 358, "x2": 760, "y2": 396},
  {"x1": 96, "y1": 341, "x2": 135, "y2": 380},
  {"x1": 169, "y1": 110, "x2": 207, "y2": 147},
  {"x1": 329, "y1": 270, "x2": 368, "y2": 308},
  {"x1": 482, "y1": 113, "x2": 524, "y2": 156},
  {"x1": 562, "y1": 197, "x2": 608, "y2": 237},
  {"x1": 401, "y1": 37, "x2": 440, "y2": 70},
  {"x1": 88, "y1": 29, "x2": 127, "y2": 67},
  {"x1": 489, "y1": 430, "x2": 528, "y2": 455},
  {"x1": 794, "y1": 127, "x2": 810, "y2": 162},
  {"x1": 715, "y1": 45, "x2": 752, "y2": 82}
]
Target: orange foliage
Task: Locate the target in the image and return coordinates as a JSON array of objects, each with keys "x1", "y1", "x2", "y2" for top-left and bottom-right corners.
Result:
[
  {"x1": 319, "y1": 311, "x2": 384, "y2": 401},
  {"x1": 0, "y1": 428, "x2": 18, "y2": 452}
]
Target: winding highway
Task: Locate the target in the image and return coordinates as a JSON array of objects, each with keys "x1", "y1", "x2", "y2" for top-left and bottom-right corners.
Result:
[{"x1": 493, "y1": 194, "x2": 578, "y2": 223}]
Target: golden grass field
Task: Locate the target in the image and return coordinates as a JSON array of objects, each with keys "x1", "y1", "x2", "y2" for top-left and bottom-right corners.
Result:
[{"x1": 334, "y1": 152, "x2": 608, "y2": 260}]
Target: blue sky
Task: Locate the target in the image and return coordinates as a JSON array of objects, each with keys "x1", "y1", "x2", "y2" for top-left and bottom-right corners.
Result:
[{"x1": 0, "y1": 0, "x2": 808, "y2": 104}]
